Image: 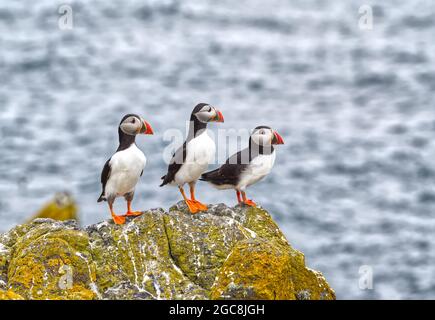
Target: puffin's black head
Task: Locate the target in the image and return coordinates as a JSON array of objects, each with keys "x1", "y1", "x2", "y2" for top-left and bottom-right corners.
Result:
[
  {"x1": 191, "y1": 103, "x2": 224, "y2": 123},
  {"x1": 119, "y1": 114, "x2": 154, "y2": 136},
  {"x1": 251, "y1": 126, "x2": 284, "y2": 146}
]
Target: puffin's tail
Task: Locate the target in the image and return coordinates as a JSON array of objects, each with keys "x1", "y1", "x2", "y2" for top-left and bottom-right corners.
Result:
[
  {"x1": 97, "y1": 193, "x2": 106, "y2": 203},
  {"x1": 159, "y1": 175, "x2": 168, "y2": 187}
]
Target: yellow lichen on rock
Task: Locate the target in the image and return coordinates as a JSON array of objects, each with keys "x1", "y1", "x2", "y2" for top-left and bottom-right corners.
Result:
[
  {"x1": 0, "y1": 202, "x2": 335, "y2": 300},
  {"x1": 211, "y1": 239, "x2": 296, "y2": 300},
  {"x1": 209, "y1": 206, "x2": 335, "y2": 300},
  {"x1": 87, "y1": 209, "x2": 207, "y2": 300},
  {"x1": 163, "y1": 205, "x2": 246, "y2": 291},
  {"x1": 6, "y1": 220, "x2": 97, "y2": 300},
  {"x1": 0, "y1": 288, "x2": 24, "y2": 300}
]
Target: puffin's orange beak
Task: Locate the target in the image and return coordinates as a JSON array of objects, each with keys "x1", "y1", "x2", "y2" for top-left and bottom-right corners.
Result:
[
  {"x1": 272, "y1": 130, "x2": 284, "y2": 145},
  {"x1": 211, "y1": 109, "x2": 224, "y2": 122},
  {"x1": 141, "y1": 120, "x2": 154, "y2": 135}
]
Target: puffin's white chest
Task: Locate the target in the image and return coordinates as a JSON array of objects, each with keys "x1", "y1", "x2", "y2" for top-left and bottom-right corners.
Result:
[
  {"x1": 174, "y1": 131, "x2": 215, "y2": 184},
  {"x1": 238, "y1": 151, "x2": 276, "y2": 189},
  {"x1": 106, "y1": 144, "x2": 146, "y2": 197}
]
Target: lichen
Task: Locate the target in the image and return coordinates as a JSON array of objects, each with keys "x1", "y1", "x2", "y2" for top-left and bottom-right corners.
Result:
[
  {"x1": 86, "y1": 208, "x2": 207, "y2": 300},
  {"x1": 6, "y1": 220, "x2": 96, "y2": 300},
  {"x1": 210, "y1": 239, "x2": 296, "y2": 300},
  {"x1": 0, "y1": 202, "x2": 335, "y2": 300},
  {"x1": 0, "y1": 288, "x2": 24, "y2": 300}
]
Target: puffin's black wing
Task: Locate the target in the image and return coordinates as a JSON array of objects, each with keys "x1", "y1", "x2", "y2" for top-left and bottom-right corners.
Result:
[
  {"x1": 98, "y1": 158, "x2": 112, "y2": 202},
  {"x1": 201, "y1": 149, "x2": 249, "y2": 186},
  {"x1": 160, "y1": 142, "x2": 187, "y2": 187}
]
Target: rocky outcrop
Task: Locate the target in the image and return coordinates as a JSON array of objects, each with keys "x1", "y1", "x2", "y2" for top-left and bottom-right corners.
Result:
[{"x1": 0, "y1": 202, "x2": 335, "y2": 300}]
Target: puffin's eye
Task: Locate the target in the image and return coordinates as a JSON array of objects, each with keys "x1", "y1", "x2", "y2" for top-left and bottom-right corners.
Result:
[
  {"x1": 260, "y1": 130, "x2": 265, "y2": 135},
  {"x1": 132, "y1": 118, "x2": 136, "y2": 124}
]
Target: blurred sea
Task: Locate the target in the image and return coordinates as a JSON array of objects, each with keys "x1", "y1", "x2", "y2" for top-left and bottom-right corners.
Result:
[{"x1": 1, "y1": 0, "x2": 435, "y2": 299}]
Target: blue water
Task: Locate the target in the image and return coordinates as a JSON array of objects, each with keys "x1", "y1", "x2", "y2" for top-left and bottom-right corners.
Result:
[{"x1": 1, "y1": 0, "x2": 435, "y2": 299}]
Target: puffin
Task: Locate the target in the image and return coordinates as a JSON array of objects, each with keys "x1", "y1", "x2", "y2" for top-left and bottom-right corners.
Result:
[
  {"x1": 160, "y1": 103, "x2": 224, "y2": 214},
  {"x1": 29, "y1": 192, "x2": 78, "y2": 223},
  {"x1": 98, "y1": 114, "x2": 154, "y2": 225},
  {"x1": 200, "y1": 126, "x2": 284, "y2": 207}
]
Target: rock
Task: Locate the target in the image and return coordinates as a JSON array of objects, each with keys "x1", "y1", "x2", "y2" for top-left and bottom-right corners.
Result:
[
  {"x1": 0, "y1": 202, "x2": 335, "y2": 300},
  {"x1": 0, "y1": 289, "x2": 23, "y2": 300},
  {"x1": 28, "y1": 192, "x2": 78, "y2": 223}
]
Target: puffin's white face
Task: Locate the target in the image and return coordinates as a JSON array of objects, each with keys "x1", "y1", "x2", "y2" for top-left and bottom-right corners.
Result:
[
  {"x1": 119, "y1": 115, "x2": 154, "y2": 136},
  {"x1": 120, "y1": 115, "x2": 143, "y2": 135},
  {"x1": 194, "y1": 105, "x2": 224, "y2": 123},
  {"x1": 251, "y1": 127, "x2": 284, "y2": 146}
]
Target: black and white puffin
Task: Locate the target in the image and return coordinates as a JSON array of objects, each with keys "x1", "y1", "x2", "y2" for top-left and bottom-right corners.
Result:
[
  {"x1": 98, "y1": 114, "x2": 154, "y2": 224},
  {"x1": 200, "y1": 126, "x2": 284, "y2": 207},
  {"x1": 160, "y1": 103, "x2": 224, "y2": 214}
]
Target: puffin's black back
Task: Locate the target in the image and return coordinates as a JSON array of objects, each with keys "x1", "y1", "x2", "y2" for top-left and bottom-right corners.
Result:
[
  {"x1": 201, "y1": 126, "x2": 275, "y2": 186},
  {"x1": 200, "y1": 149, "x2": 249, "y2": 186}
]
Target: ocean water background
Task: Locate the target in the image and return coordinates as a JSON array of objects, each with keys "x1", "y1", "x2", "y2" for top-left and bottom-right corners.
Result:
[{"x1": 1, "y1": 0, "x2": 435, "y2": 299}]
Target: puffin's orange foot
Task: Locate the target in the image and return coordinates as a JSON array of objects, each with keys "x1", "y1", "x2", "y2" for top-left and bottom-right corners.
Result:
[
  {"x1": 112, "y1": 214, "x2": 126, "y2": 225},
  {"x1": 124, "y1": 211, "x2": 143, "y2": 217},
  {"x1": 185, "y1": 200, "x2": 200, "y2": 214},
  {"x1": 191, "y1": 200, "x2": 208, "y2": 211},
  {"x1": 243, "y1": 199, "x2": 257, "y2": 207}
]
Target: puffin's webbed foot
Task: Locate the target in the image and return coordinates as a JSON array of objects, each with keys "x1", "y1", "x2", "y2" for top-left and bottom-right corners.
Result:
[
  {"x1": 191, "y1": 200, "x2": 208, "y2": 211},
  {"x1": 185, "y1": 199, "x2": 200, "y2": 214},
  {"x1": 124, "y1": 211, "x2": 143, "y2": 217},
  {"x1": 111, "y1": 214, "x2": 126, "y2": 225},
  {"x1": 243, "y1": 199, "x2": 257, "y2": 207},
  {"x1": 124, "y1": 200, "x2": 143, "y2": 217},
  {"x1": 110, "y1": 203, "x2": 126, "y2": 225},
  {"x1": 241, "y1": 191, "x2": 256, "y2": 207},
  {"x1": 187, "y1": 184, "x2": 207, "y2": 213}
]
